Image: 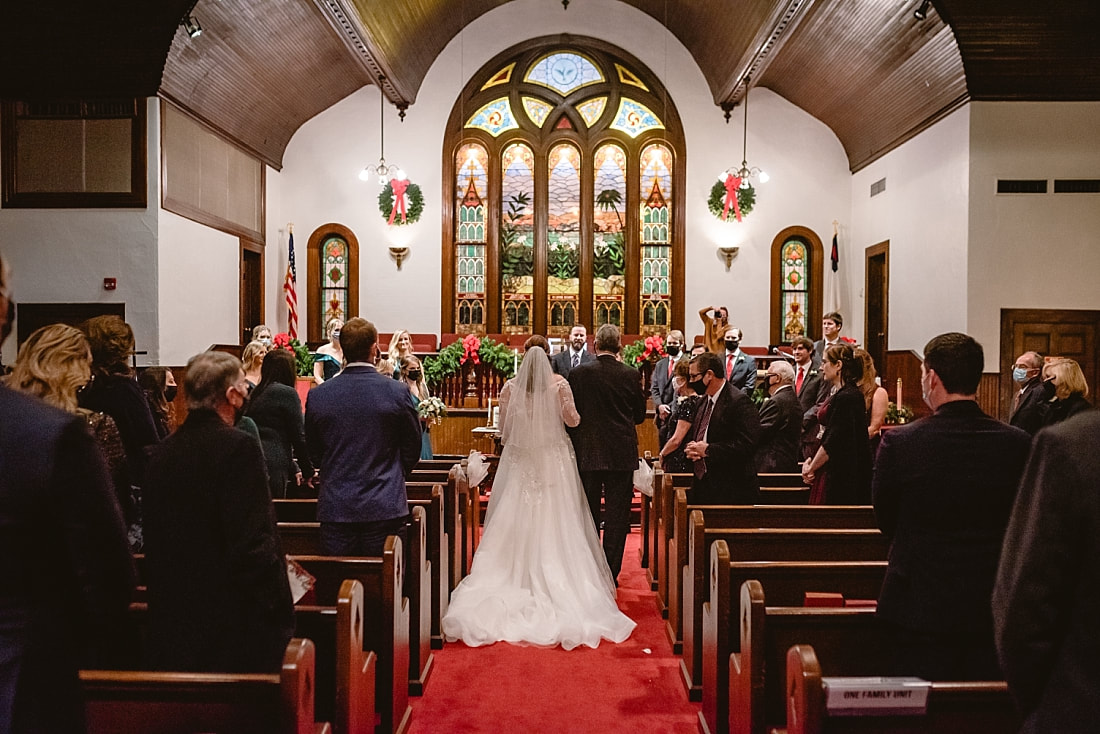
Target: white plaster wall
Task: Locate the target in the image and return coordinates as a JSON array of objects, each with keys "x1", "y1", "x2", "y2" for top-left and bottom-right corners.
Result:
[
  {"x1": 271, "y1": 0, "x2": 851, "y2": 344},
  {"x1": 0, "y1": 97, "x2": 161, "y2": 364},
  {"x1": 156, "y1": 210, "x2": 241, "y2": 365},
  {"x1": 850, "y1": 106, "x2": 970, "y2": 355},
  {"x1": 968, "y1": 101, "x2": 1100, "y2": 370}
]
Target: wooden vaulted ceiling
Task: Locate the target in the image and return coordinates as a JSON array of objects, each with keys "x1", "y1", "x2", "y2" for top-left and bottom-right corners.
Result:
[{"x1": 1, "y1": 1, "x2": 1097, "y2": 171}]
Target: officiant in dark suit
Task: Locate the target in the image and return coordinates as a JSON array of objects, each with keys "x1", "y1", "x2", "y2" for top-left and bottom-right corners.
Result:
[
  {"x1": 568, "y1": 324, "x2": 647, "y2": 581},
  {"x1": 651, "y1": 329, "x2": 687, "y2": 437},
  {"x1": 685, "y1": 352, "x2": 761, "y2": 504},
  {"x1": 551, "y1": 324, "x2": 596, "y2": 377}
]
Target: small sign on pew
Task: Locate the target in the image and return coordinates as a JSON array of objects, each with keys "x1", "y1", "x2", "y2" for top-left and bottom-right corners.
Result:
[{"x1": 823, "y1": 677, "x2": 931, "y2": 716}]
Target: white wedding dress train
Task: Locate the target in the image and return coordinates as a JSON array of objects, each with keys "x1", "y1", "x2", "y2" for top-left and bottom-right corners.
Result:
[{"x1": 441, "y1": 348, "x2": 636, "y2": 650}]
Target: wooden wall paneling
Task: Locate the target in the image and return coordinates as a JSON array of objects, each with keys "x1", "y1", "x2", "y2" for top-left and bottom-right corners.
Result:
[
  {"x1": 977, "y1": 373, "x2": 1001, "y2": 420},
  {"x1": 884, "y1": 349, "x2": 930, "y2": 420}
]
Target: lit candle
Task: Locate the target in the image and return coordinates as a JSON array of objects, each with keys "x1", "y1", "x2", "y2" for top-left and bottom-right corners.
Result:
[
  {"x1": 487, "y1": 398, "x2": 492, "y2": 425},
  {"x1": 896, "y1": 377, "x2": 903, "y2": 408},
  {"x1": 513, "y1": 348, "x2": 518, "y2": 373}
]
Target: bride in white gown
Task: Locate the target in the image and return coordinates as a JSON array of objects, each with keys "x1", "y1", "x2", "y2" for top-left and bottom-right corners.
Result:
[{"x1": 441, "y1": 339, "x2": 636, "y2": 650}]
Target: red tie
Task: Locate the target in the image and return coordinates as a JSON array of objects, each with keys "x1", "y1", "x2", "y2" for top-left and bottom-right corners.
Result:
[
  {"x1": 726, "y1": 354, "x2": 735, "y2": 380},
  {"x1": 668, "y1": 358, "x2": 674, "y2": 379},
  {"x1": 796, "y1": 366, "x2": 804, "y2": 394}
]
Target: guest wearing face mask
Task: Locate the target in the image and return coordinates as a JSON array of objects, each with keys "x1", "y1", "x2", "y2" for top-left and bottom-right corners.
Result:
[
  {"x1": 755, "y1": 361, "x2": 803, "y2": 473},
  {"x1": 721, "y1": 326, "x2": 757, "y2": 393},
  {"x1": 651, "y1": 330, "x2": 687, "y2": 433},
  {"x1": 656, "y1": 359, "x2": 702, "y2": 473},
  {"x1": 1040, "y1": 357, "x2": 1093, "y2": 428},
  {"x1": 139, "y1": 366, "x2": 178, "y2": 439},
  {"x1": 251, "y1": 324, "x2": 273, "y2": 348},
  {"x1": 402, "y1": 354, "x2": 434, "y2": 460},
  {"x1": 1008, "y1": 351, "x2": 1047, "y2": 435},
  {"x1": 313, "y1": 318, "x2": 344, "y2": 384}
]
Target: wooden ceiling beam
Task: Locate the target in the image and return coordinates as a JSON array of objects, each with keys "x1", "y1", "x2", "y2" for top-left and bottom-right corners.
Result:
[{"x1": 308, "y1": 0, "x2": 413, "y2": 106}]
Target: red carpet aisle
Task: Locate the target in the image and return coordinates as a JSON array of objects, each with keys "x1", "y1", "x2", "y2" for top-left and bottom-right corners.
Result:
[{"x1": 407, "y1": 530, "x2": 700, "y2": 733}]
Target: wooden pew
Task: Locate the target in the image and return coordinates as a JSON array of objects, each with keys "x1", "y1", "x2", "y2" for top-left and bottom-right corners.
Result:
[
  {"x1": 294, "y1": 580, "x2": 377, "y2": 734},
  {"x1": 295, "y1": 537, "x2": 411, "y2": 734},
  {"x1": 784, "y1": 644, "x2": 1018, "y2": 734},
  {"x1": 670, "y1": 493, "x2": 878, "y2": 693},
  {"x1": 81, "y1": 638, "x2": 330, "y2": 734},
  {"x1": 701, "y1": 552, "x2": 890, "y2": 734},
  {"x1": 404, "y1": 483, "x2": 450, "y2": 650},
  {"x1": 281, "y1": 507, "x2": 432, "y2": 700}
]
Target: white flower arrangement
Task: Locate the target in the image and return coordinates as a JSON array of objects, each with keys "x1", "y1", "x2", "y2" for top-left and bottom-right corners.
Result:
[{"x1": 418, "y1": 396, "x2": 449, "y2": 422}]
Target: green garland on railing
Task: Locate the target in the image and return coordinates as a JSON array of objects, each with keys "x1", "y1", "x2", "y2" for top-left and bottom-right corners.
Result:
[{"x1": 423, "y1": 336, "x2": 516, "y2": 388}]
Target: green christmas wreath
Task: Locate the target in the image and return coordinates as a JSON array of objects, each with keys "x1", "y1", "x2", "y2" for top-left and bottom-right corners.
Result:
[
  {"x1": 378, "y1": 180, "x2": 425, "y2": 226},
  {"x1": 707, "y1": 180, "x2": 756, "y2": 221}
]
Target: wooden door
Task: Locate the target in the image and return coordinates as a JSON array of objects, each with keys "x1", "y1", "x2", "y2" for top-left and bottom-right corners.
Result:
[
  {"x1": 864, "y1": 241, "x2": 889, "y2": 378},
  {"x1": 240, "y1": 241, "x2": 264, "y2": 344},
  {"x1": 1000, "y1": 308, "x2": 1100, "y2": 419}
]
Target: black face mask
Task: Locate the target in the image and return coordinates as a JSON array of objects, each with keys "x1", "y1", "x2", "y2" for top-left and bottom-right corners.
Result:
[
  {"x1": 407, "y1": 370, "x2": 422, "y2": 381},
  {"x1": 164, "y1": 385, "x2": 178, "y2": 403},
  {"x1": 665, "y1": 345, "x2": 680, "y2": 357},
  {"x1": 689, "y1": 378, "x2": 707, "y2": 395},
  {"x1": 725, "y1": 339, "x2": 739, "y2": 351}
]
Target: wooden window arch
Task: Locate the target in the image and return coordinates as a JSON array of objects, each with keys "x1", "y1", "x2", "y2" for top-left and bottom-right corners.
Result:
[
  {"x1": 441, "y1": 36, "x2": 686, "y2": 338},
  {"x1": 769, "y1": 226, "x2": 824, "y2": 345},
  {"x1": 306, "y1": 223, "x2": 360, "y2": 344}
]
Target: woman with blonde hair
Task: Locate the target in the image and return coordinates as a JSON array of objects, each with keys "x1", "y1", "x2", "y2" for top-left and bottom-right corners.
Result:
[
  {"x1": 241, "y1": 340, "x2": 267, "y2": 388},
  {"x1": 854, "y1": 348, "x2": 889, "y2": 443},
  {"x1": 388, "y1": 329, "x2": 414, "y2": 379},
  {"x1": 1041, "y1": 357, "x2": 1092, "y2": 427},
  {"x1": 401, "y1": 354, "x2": 433, "y2": 459},
  {"x1": 313, "y1": 318, "x2": 344, "y2": 384},
  {"x1": 8, "y1": 324, "x2": 136, "y2": 534}
]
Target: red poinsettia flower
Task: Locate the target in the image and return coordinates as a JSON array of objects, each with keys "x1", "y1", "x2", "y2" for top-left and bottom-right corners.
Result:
[
  {"x1": 460, "y1": 334, "x2": 482, "y2": 365},
  {"x1": 839, "y1": 336, "x2": 858, "y2": 345},
  {"x1": 273, "y1": 332, "x2": 292, "y2": 350},
  {"x1": 641, "y1": 335, "x2": 667, "y2": 361}
]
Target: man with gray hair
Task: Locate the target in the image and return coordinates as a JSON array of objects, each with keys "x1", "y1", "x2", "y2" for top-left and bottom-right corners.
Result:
[
  {"x1": 755, "y1": 360, "x2": 802, "y2": 473},
  {"x1": 143, "y1": 351, "x2": 294, "y2": 673},
  {"x1": 1008, "y1": 350, "x2": 1048, "y2": 435},
  {"x1": 567, "y1": 324, "x2": 647, "y2": 582}
]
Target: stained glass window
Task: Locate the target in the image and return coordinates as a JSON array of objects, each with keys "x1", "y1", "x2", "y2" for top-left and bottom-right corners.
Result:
[
  {"x1": 615, "y1": 63, "x2": 648, "y2": 91},
  {"x1": 455, "y1": 143, "x2": 488, "y2": 334},
  {"x1": 576, "y1": 97, "x2": 607, "y2": 128},
  {"x1": 593, "y1": 143, "x2": 626, "y2": 328},
  {"x1": 524, "y1": 52, "x2": 604, "y2": 94},
  {"x1": 640, "y1": 143, "x2": 672, "y2": 334},
  {"x1": 501, "y1": 143, "x2": 535, "y2": 335},
  {"x1": 480, "y1": 63, "x2": 515, "y2": 90},
  {"x1": 780, "y1": 239, "x2": 810, "y2": 342},
  {"x1": 321, "y1": 235, "x2": 348, "y2": 329},
  {"x1": 547, "y1": 143, "x2": 580, "y2": 336},
  {"x1": 522, "y1": 97, "x2": 552, "y2": 128},
  {"x1": 610, "y1": 98, "x2": 664, "y2": 138},
  {"x1": 465, "y1": 98, "x2": 519, "y2": 137}
]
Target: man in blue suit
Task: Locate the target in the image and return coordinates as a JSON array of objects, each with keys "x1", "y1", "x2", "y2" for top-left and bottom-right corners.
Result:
[
  {"x1": 0, "y1": 254, "x2": 134, "y2": 733},
  {"x1": 306, "y1": 317, "x2": 422, "y2": 556}
]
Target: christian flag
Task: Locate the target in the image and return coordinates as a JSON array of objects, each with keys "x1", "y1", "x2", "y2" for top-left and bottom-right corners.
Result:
[
  {"x1": 826, "y1": 223, "x2": 841, "y2": 312},
  {"x1": 830, "y1": 231, "x2": 839, "y2": 272},
  {"x1": 284, "y1": 231, "x2": 298, "y2": 339}
]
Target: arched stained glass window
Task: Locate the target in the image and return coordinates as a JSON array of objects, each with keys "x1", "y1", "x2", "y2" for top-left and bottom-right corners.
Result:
[
  {"x1": 306, "y1": 224, "x2": 359, "y2": 343},
  {"x1": 769, "y1": 227, "x2": 824, "y2": 345},
  {"x1": 501, "y1": 142, "x2": 535, "y2": 334},
  {"x1": 455, "y1": 143, "x2": 488, "y2": 334},
  {"x1": 640, "y1": 143, "x2": 672, "y2": 333},
  {"x1": 321, "y1": 236, "x2": 349, "y2": 328},
  {"x1": 444, "y1": 38, "x2": 684, "y2": 338}
]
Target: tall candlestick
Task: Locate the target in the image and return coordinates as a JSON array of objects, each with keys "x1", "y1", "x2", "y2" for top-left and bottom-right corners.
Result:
[
  {"x1": 513, "y1": 348, "x2": 518, "y2": 374},
  {"x1": 896, "y1": 377, "x2": 903, "y2": 408},
  {"x1": 487, "y1": 397, "x2": 492, "y2": 425}
]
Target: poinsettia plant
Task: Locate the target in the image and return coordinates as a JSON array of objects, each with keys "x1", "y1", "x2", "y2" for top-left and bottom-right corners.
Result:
[
  {"x1": 622, "y1": 336, "x2": 666, "y2": 368},
  {"x1": 272, "y1": 332, "x2": 315, "y2": 377},
  {"x1": 460, "y1": 334, "x2": 481, "y2": 365}
]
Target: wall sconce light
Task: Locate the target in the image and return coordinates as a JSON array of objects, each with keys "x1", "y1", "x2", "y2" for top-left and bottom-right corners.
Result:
[
  {"x1": 718, "y1": 246, "x2": 740, "y2": 271},
  {"x1": 389, "y1": 246, "x2": 409, "y2": 270}
]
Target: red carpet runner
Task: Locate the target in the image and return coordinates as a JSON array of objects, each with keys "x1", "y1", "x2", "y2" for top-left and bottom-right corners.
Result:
[{"x1": 407, "y1": 529, "x2": 700, "y2": 733}]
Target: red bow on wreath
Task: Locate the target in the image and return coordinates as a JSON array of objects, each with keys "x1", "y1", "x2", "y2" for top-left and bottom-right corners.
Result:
[
  {"x1": 641, "y1": 336, "x2": 666, "y2": 361},
  {"x1": 388, "y1": 178, "x2": 409, "y2": 225},
  {"x1": 722, "y1": 174, "x2": 743, "y2": 222},
  {"x1": 460, "y1": 334, "x2": 481, "y2": 365}
]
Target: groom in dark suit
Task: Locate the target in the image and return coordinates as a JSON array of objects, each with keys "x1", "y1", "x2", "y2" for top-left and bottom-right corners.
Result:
[
  {"x1": 568, "y1": 324, "x2": 647, "y2": 581},
  {"x1": 685, "y1": 352, "x2": 761, "y2": 504},
  {"x1": 306, "y1": 317, "x2": 422, "y2": 556}
]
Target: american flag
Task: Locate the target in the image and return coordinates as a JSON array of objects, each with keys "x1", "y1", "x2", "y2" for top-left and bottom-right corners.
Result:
[{"x1": 284, "y1": 231, "x2": 298, "y2": 339}]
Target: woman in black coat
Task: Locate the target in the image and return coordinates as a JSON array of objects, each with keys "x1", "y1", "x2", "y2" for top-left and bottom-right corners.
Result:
[
  {"x1": 245, "y1": 349, "x2": 314, "y2": 498},
  {"x1": 802, "y1": 344, "x2": 872, "y2": 504},
  {"x1": 1040, "y1": 357, "x2": 1093, "y2": 427}
]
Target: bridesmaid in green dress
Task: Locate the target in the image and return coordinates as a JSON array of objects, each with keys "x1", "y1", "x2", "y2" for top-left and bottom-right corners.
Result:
[{"x1": 401, "y1": 355, "x2": 434, "y2": 460}]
